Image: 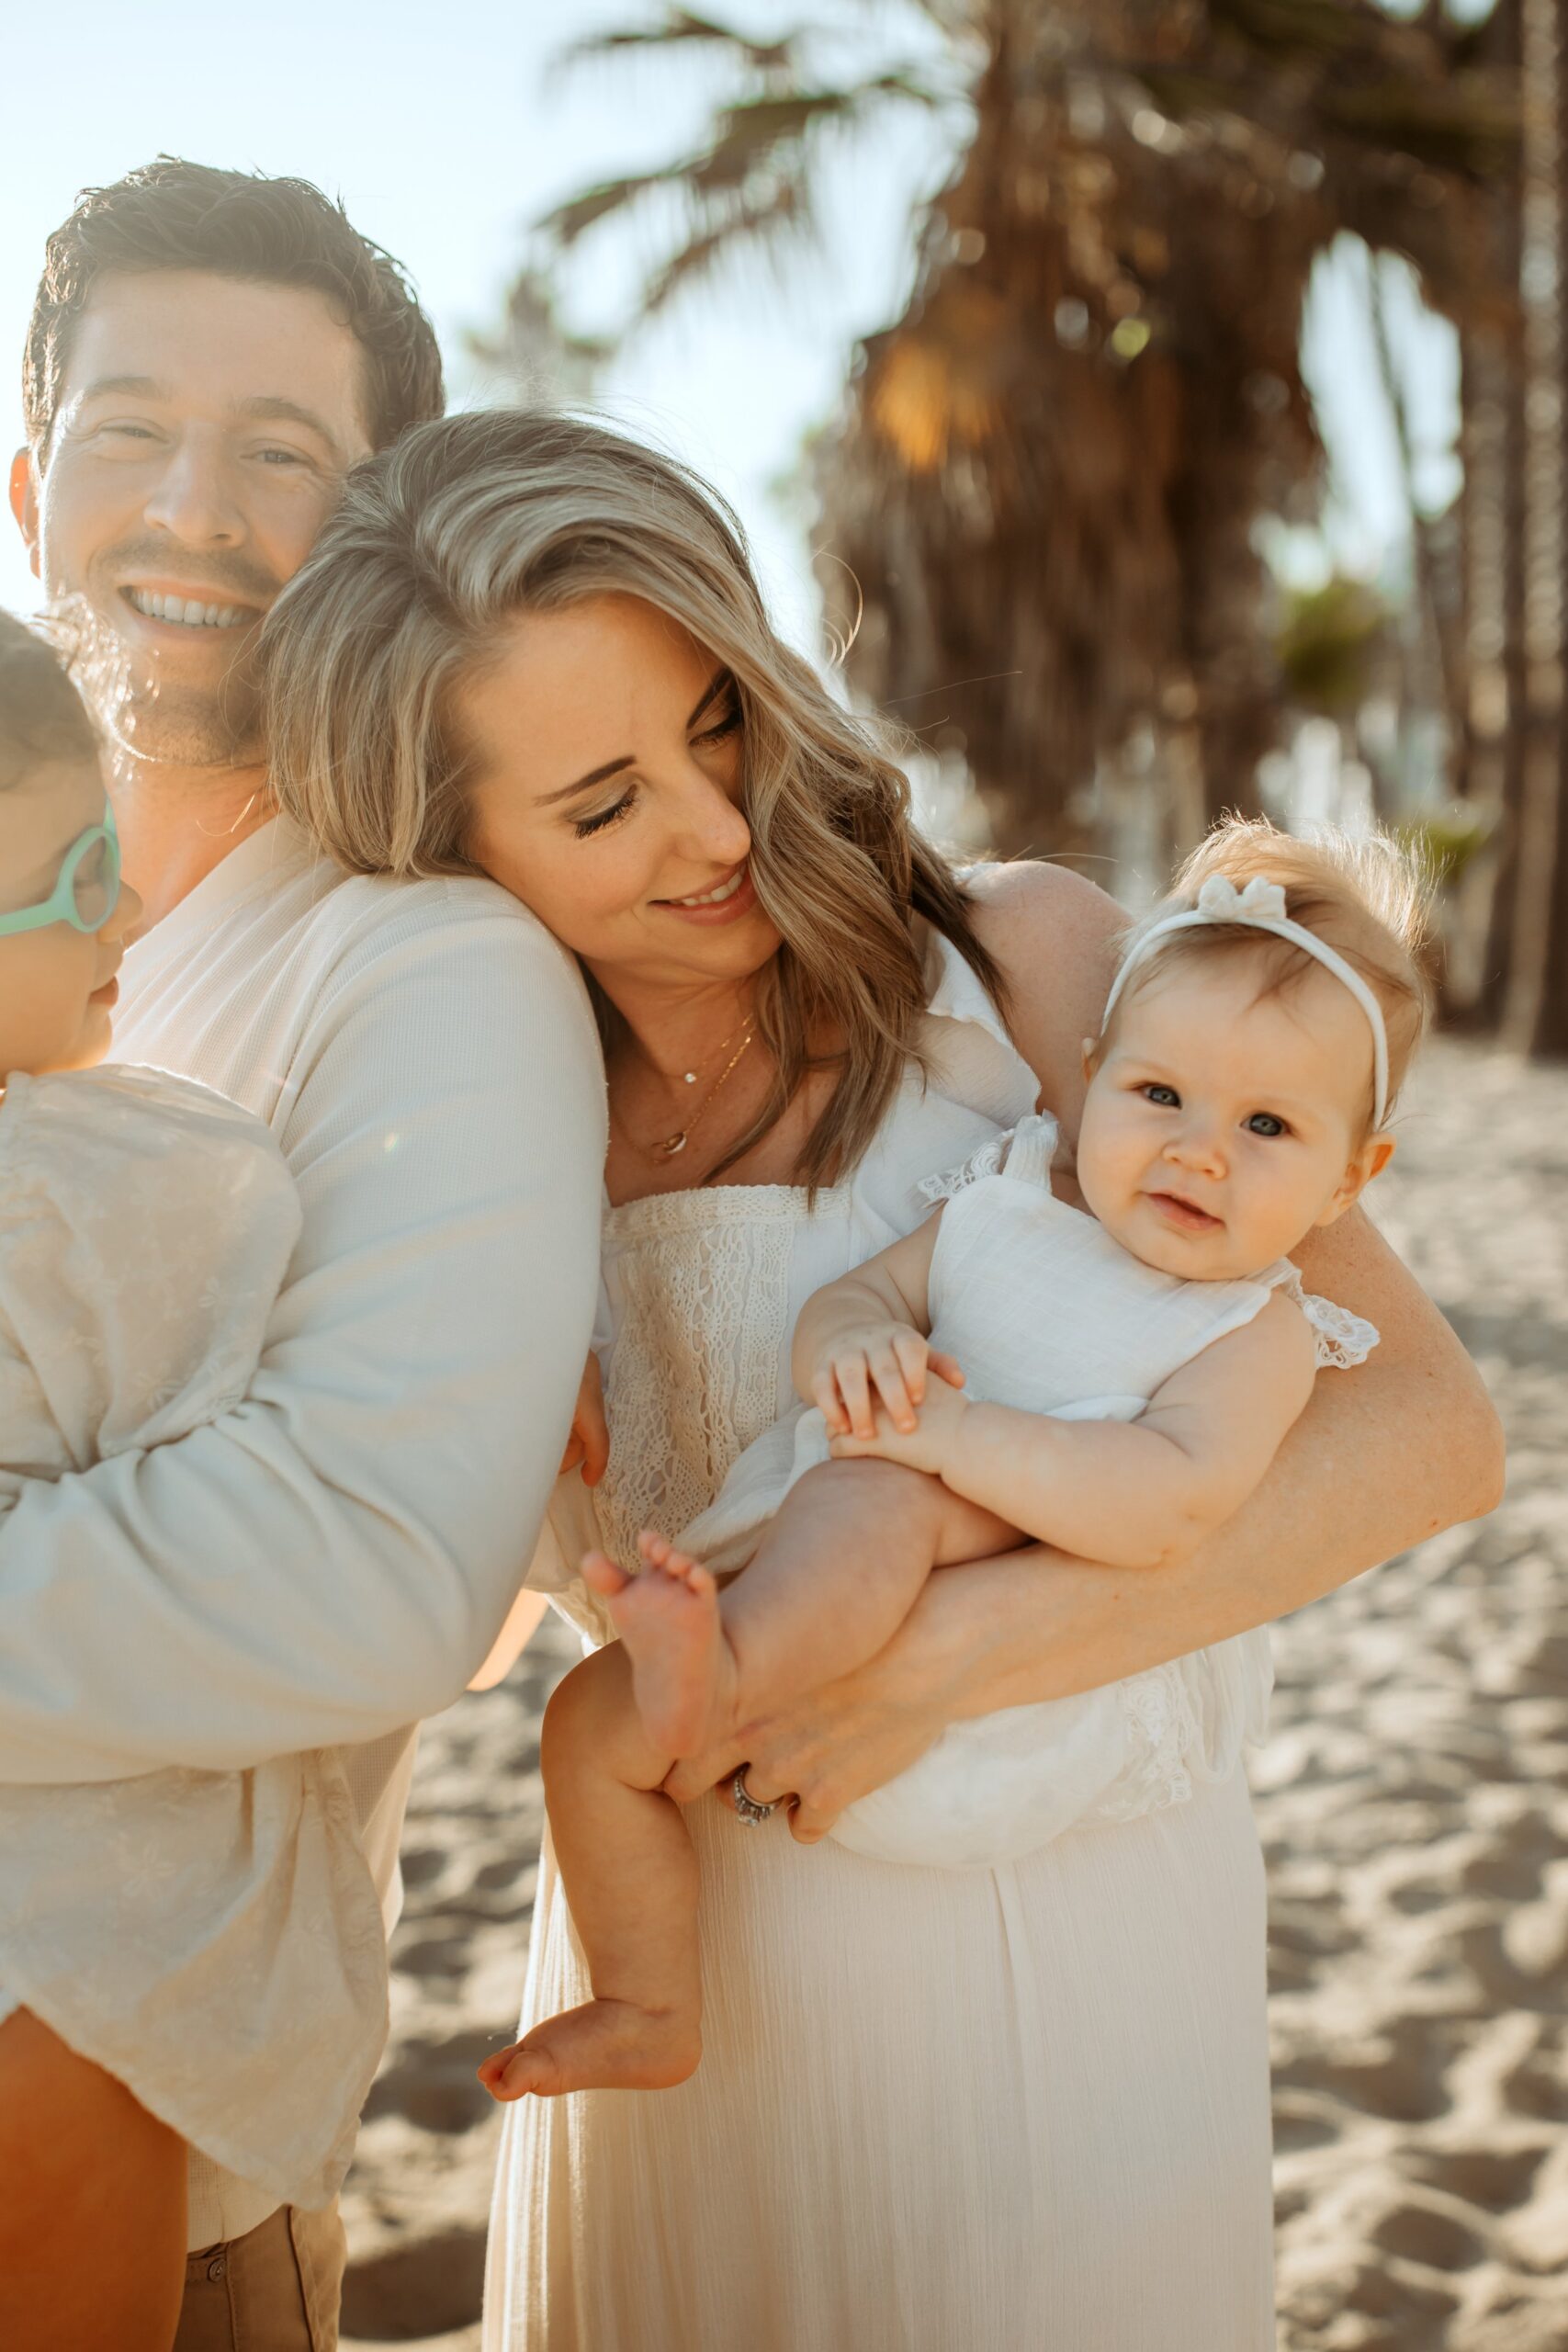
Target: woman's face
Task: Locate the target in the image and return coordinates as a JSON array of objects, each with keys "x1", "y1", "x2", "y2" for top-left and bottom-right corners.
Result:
[{"x1": 459, "y1": 594, "x2": 782, "y2": 999}]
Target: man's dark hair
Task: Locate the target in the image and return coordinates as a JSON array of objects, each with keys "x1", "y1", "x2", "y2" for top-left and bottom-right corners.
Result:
[
  {"x1": 24, "y1": 155, "x2": 445, "y2": 456},
  {"x1": 0, "y1": 609, "x2": 97, "y2": 792}
]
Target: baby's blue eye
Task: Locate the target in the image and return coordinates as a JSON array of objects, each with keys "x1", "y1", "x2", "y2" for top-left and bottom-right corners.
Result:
[
  {"x1": 1143, "y1": 1083, "x2": 1179, "y2": 1107},
  {"x1": 1246, "y1": 1112, "x2": 1286, "y2": 1137}
]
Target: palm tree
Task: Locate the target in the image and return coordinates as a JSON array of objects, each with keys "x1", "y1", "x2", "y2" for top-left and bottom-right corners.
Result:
[
  {"x1": 1501, "y1": 0, "x2": 1568, "y2": 1056},
  {"x1": 533, "y1": 2, "x2": 1516, "y2": 866}
]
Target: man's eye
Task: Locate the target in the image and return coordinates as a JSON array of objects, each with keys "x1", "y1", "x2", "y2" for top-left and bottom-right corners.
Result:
[
  {"x1": 103, "y1": 424, "x2": 158, "y2": 442},
  {"x1": 1246, "y1": 1112, "x2": 1287, "y2": 1137},
  {"x1": 256, "y1": 447, "x2": 308, "y2": 468},
  {"x1": 1143, "y1": 1083, "x2": 1179, "y2": 1107}
]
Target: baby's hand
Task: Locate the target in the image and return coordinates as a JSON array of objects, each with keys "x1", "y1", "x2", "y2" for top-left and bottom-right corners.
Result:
[
  {"x1": 811, "y1": 1323, "x2": 964, "y2": 1442},
  {"x1": 559, "y1": 1353, "x2": 610, "y2": 1487},
  {"x1": 828, "y1": 1360, "x2": 969, "y2": 1478}
]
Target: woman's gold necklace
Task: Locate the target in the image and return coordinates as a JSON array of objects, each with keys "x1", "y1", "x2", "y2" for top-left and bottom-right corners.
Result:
[{"x1": 618, "y1": 1023, "x2": 757, "y2": 1162}]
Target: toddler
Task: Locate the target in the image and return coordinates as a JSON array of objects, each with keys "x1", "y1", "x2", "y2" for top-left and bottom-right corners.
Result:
[
  {"x1": 0, "y1": 613, "x2": 387, "y2": 2347},
  {"x1": 482, "y1": 819, "x2": 1430, "y2": 2104}
]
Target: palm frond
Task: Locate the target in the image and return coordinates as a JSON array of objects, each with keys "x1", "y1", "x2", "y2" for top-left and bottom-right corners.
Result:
[
  {"x1": 538, "y1": 74, "x2": 934, "y2": 279},
  {"x1": 558, "y1": 8, "x2": 805, "y2": 79},
  {"x1": 640, "y1": 176, "x2": 815, "y2": 316},
  {"x1": 538, "y1": 168, "x2": 684, "y2": 250}
]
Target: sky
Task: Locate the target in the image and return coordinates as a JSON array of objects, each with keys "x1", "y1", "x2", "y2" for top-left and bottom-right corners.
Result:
[
  {"x1": 0, "y1": 0, "x2": 952, "y2": 645},
  {"x1": 1, "y1": 0, "x2": 1460, "y2": 646}
]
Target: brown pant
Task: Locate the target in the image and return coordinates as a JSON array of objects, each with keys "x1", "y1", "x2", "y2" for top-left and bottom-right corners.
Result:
[{"x1": 174, "y1": 2202, "x2": 345, "y2": 2352}]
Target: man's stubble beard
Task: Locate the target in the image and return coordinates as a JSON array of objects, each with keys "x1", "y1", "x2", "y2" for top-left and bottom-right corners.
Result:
[{"x1": 58, "y1": 590, "x2": 265, "y2": 771}]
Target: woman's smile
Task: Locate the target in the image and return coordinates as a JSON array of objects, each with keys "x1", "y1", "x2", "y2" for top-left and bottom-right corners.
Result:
[{"x1": 653, "y1": 861, "x2": 757, "y2": 927}]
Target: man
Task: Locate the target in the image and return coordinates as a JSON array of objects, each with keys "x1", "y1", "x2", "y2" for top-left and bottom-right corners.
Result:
[{"x1": 4, "y1": 158, "x2": 605, "y2": 2347}]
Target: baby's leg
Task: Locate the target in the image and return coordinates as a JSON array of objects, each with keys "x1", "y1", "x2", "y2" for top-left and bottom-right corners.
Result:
[
  {"x1": 0, "y1": 2007, "x2": 186, "y2": 2352},
  {"x1": 590, "y1": 1458, "x2": 1014, "y2": 1756},
  {"x1": 478, "y1": 1641, "x2": 701, "y2": 2100}
]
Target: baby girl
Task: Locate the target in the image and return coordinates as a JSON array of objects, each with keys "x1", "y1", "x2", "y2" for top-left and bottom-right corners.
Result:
[
  {"x1": 0, "y1": 613, "x2": 386, "y2": 2347},
  {"x1": 482, "y1": 817, "x2": 1429, "y2": 2103}
]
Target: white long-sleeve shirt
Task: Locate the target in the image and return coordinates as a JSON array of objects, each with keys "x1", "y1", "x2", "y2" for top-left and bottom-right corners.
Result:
[{"x1": 0, "y1": 816, "x2": 606, "y2": 2241}]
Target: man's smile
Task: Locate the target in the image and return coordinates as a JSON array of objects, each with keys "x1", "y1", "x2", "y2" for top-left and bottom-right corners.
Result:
[{"x1": 121, "y1": 584, "x2": 258, "y2": 631}]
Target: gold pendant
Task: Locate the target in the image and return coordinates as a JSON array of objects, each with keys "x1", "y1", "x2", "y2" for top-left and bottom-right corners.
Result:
[{"x1": 659, "y1": 1132, "x2": 689, "y2": 1158}]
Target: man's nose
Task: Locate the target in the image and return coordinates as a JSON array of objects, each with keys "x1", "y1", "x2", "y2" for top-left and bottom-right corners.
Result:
[{"x1": 141, "y1": 435, "x2": 244, "y2": 546}]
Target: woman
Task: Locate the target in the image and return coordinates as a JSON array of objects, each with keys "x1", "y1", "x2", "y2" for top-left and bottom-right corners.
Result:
[{"x1": 260, "y1": 410, "x2": 1501, "y2": 2351}]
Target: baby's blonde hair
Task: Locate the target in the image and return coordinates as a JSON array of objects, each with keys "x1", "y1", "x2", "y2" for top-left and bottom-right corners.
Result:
[{"x1": 1104, "y1": 817, "x2": 1436, "y2": 1133}]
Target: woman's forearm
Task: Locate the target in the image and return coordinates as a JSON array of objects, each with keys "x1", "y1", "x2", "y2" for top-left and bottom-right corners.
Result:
[{"x1": 900, "y1": 1324, "x2": 1504, "y2": 1721}]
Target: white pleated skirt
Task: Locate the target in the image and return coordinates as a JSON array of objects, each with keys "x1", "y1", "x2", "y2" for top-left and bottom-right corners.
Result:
[{"x1": 483, "y1": 1765, "x2": 1273, "y2": 2352}]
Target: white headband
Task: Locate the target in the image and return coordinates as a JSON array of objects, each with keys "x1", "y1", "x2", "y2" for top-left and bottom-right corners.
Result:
[{"x1": 1101, "y1": 873, "x2": 1390, "y2": 1129}]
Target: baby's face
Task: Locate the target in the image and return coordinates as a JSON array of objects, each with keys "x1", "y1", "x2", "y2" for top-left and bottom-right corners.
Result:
[
  {"x1": 0, "y1": 761, "x2": 141, "y2": 1082},
  {"x1": 1077, "y1": 959, "x2": 1391, "y2": 1282}
]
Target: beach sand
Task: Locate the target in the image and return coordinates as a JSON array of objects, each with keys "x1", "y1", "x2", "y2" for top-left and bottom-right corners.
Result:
[{"x1": 341, "y1": 1036, "x2": 1565, "y2": 2351}]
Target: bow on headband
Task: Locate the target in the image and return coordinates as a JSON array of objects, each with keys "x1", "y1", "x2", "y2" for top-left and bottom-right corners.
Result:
[
  {"x1": 1100, "y1": 870, "x2": 1391, "y2": 1128},
  {"x1": 1194, "y1": 874, "x2": 1287, "y2": 924}
]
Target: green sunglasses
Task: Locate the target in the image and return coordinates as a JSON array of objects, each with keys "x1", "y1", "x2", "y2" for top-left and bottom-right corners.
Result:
[{"x1": 0, "y1": 800, "x2": 121, "y2": 941}]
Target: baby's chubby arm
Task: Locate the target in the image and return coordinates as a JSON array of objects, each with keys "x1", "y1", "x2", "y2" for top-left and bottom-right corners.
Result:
[
  {"x1": 789, "y1": 1215, "x2": 963, "y2": 1439},
  {"x1": 834, "y1": 1293, "x2": 1319, "y2": 1569}
]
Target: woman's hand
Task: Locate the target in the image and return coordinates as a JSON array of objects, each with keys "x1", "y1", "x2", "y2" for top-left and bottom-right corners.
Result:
[
  {"x1": 828, "y1": 1365, "x2": 969, "y2": 1479},
  {"x1": 662, "y1": 1611, "x2": 962, "y2": 1844},
  {"x1": 558, "y1": 1353, "x2": 609, "y2": 1486}
]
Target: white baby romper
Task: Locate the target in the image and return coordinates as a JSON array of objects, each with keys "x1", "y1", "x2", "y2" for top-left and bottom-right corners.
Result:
[
  {"x1": 682, "y1": 1108, "x2": 1377, "y2": 1867},
  {"x1": 0, "y1": 1065, "x2": 389, "y2": 2210}
]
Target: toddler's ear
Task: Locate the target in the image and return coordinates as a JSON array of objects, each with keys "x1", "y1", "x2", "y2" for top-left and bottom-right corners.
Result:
[{"x1": 1315, "y1": 1132, "x2": 1395, "y2": 1227}]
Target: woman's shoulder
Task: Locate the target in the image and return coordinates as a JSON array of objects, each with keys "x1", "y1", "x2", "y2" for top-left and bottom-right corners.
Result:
[{"x1": 959, "y1": 862, "x2": 1124, "y2": 1133}]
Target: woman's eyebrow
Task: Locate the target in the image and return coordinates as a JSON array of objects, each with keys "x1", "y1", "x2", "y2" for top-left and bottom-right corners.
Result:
[
  {"x1": 539, "y1": 671, "x2": 734, "y2": 805},
  {"x1": 686, "y1": 667, "x2": 731, "y2": 726},
  {"x1": 537, "y1": 754, "x2": 634, "y2": 807}
]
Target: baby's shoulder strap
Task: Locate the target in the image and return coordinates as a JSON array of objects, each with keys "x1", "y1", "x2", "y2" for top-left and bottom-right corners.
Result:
[{"x1": 916, "y1": 1109, "x2": 1061, "y2": 1207}]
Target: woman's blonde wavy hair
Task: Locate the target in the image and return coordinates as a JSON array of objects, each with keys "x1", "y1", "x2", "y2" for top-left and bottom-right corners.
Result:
[{"x1": 259, "y1": 408, "x2": 1000, "y2": 1190}]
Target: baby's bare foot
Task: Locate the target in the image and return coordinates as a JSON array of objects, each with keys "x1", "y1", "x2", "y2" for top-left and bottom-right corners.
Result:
[
  {"x1": 592, "y1": 1532, "x2": 738, "y2": 1756},
  {"x1": 478, "y1": 1999, "x2": 701, "y2": 2100}
]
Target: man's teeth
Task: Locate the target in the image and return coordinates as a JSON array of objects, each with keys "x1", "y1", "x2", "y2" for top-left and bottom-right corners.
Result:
[
  {"x1": 128, "y1": 589, "x2": 250, "y2": 628},
  {"x1": 673, "y1": 868, "x2": 746, "y2": 909}
]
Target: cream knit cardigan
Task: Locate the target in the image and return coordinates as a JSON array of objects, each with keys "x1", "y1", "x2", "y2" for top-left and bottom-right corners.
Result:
[{"x1": 0, "y1": 818, "x2": 606, "y2": 2244}]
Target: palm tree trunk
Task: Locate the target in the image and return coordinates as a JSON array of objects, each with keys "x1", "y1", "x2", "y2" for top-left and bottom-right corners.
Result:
[
  {"x1": 1503, "y1": 0, "x2": 1568, "y2": 1055},
  {"x1": 1459, "y1": 0, "x2": 1530, "y2": 1026}
]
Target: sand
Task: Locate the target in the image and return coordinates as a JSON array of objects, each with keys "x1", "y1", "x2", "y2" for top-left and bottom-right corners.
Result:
[{"x1": 340, "y1": 1035, "x2": 1566, "y2": 2352}]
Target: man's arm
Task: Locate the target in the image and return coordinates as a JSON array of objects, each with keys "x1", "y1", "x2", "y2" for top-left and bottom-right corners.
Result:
[{"x1": 0, "y1": 898, "x2": 606, "y2": 1781}]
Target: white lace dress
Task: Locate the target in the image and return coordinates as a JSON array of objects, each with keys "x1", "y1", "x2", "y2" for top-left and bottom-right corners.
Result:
[
  {"x1": 0, "y1": 1066, "x2": 388, "y2": 2211},
  {"x1": 681, "y1": 1107, "x2": 1375, "y2": 1869},
  {"x1": 487, "y1": 934, "x2": 1290, "y2": 2351}
]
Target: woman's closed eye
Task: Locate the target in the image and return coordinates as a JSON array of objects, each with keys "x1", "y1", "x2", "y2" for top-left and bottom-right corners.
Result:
[
  {"x1": 573, "y1": 786, "x2": 638, "y2": 840},
  {"x1": 692, "y1": 695, "x2": 743, "y2": 750}
]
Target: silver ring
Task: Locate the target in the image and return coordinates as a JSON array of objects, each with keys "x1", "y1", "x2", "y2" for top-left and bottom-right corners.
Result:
[{"x1": 730, "y1": 1769, "x2": 776, "y2": 1826}]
